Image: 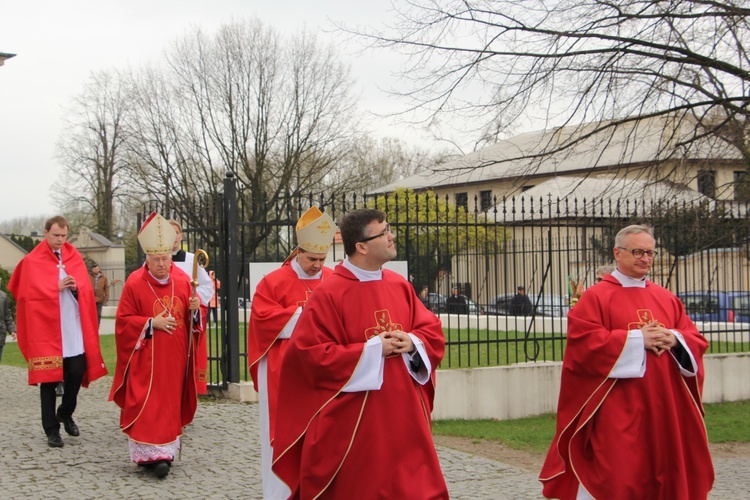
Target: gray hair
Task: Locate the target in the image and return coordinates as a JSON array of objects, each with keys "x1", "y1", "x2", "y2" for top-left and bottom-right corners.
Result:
[
  {"x1": 595, "y1": 264, "x2": 615, "y2": 276},
  {"x1": 614, "y1": 225, "x2": 654, "y2": 248}
]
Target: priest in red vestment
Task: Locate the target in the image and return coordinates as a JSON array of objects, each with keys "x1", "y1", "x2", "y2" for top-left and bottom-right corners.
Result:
[
  {"x1": 248, "y1": 206, "x2": 337, "y2": 499},
  {"x1": 272, "y1": 208, "x2": 448, "y2": 499},
  {"x1": 109, "y1": 212, "x2": 202, "y2": 479},
  {"x1": 539, "y1": 225, "x2": 714, "y2": 499},
  {"x1": 9, "y1": 215, "x2": 107, "y2": 448}
]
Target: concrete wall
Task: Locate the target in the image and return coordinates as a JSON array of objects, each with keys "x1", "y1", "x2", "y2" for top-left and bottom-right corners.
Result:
[
  {"x1": 222, "y1": 352, "x2": 750, "y2": 417},
  {"x1": 432, "y1": 352, "x2": 750, "y2": 420}
]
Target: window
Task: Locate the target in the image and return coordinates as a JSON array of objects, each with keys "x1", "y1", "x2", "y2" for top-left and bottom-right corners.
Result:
[
  {"x1": 735, "y1": 171, "x2": 750, "y2": 201},
  {"x1": 697, "y1": 170, "x2": 716, "y2": 197},
  {"x1": 455, "y1": 192, "x2": 468, "y2": 210},
  {"x1": 480, "y1": 190, "x2": 493, "y2": 211}
]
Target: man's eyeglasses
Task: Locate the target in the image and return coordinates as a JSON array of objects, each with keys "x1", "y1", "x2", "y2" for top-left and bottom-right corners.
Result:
[
  {"x1": 617, "y1": 247, "x2": 658, "y2": 259},
  {"x1": 358, "y1": 224, "x2": 392, "y2": 243}
]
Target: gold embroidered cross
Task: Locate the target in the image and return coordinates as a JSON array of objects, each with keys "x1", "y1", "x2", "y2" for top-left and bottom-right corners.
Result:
[{"x1": 364, "y1": 309, "x2": 403, "y2": 339}]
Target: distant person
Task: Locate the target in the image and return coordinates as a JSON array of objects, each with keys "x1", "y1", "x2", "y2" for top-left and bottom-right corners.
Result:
[
  {"x1": 510, "y1": 285, "x2": 532, "y2": 316},
  {"x1": 109, "y1": 212, "x2": 202, "y2": 478},
  {"x1": 248, "y1": 206, "x2": 337, "y2": 499},
  {"x1": 419, "y1": 285, "x2": 430, "y2": 309},
  {"x1": 272, "y1": 208, "x2": 448, "y2": 498},
  {"x1": 89, "y1": 264, "x2": 109, "y2": 326},
  {"x1": 8, "y1": 215, "x2": 108, "y2": 448},
  {"x1": 169, "y1": 219, "x2": 211, "y2": 395},
  {"x1": 208, "y1": 270, "x2": 220, "y2": 323},
  {"x1": 447, "y1": 286, "x2": 468, "y2": 314},
  {"x1": 539, "y1": 225, "x2": 714, "y2": 498},
  {"x1": 594, "y1": 264, "x2": 615, "y2": 284},
  {"x1": 0, "y1": 277, "x2": 17, "y2": 362}
]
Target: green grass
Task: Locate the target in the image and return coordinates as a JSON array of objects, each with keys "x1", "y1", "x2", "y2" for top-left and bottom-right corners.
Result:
[
  {"x1": 2, "y1": 325, "x2": 237, "y2": 385},
  {"x1": 2, "y1": 335, "x2": 119, "y2": 373},
  {"x1": 433, "y1": 413, "x2": 558, "y2": 453},
  {"x1": 441, "y1": 328, "x2": 567, "y2": 368},
  {"x1": 432, "y1": 400, "x2": 750, "y2": 453},
  {"x1": 439, "y1": 327, "x2": 750, "y2": 369}
]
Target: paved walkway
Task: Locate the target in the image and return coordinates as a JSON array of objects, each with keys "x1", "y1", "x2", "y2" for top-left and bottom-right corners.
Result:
[{"x1": 1, "y1": 364, "x2": 747, "y2": 499}]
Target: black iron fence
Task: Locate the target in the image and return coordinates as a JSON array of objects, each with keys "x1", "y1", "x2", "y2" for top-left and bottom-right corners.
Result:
[{"x1": 140, "y1": 174, "x2": 750, "y2": 389}]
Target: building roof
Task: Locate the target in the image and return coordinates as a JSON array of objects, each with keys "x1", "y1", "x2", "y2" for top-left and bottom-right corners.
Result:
[
  {"x1": 371, "y1": 115, "x2": 742, "y2": 193},
  {"x1": 0, "y1": 52, "x2": 16, "y2": 66},
  {"x1": 68, "y1": 229, "x2": 124, "y2": 249},
  {"x1": 490, "y1": 176, "x2": 741, "y2": 221},
  {"x1": 0, "y1": 234, "x2": 28, "y2": 253}
]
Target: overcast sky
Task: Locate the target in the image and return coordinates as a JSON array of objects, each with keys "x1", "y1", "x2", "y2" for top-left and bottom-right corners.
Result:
[{"x1": 0, "y1": 0, "x2": 438, "y2": 222}]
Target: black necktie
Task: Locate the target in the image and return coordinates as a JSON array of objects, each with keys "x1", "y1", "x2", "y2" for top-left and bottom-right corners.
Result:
[{"x1": 55, "y1": 251, "x2": 61, "y2": 261}]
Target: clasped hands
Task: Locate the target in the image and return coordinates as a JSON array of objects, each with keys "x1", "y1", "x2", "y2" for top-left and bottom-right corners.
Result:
[
  {"x1": 58, "y1": 275, "x2": 77, "y2": 292},
  {"x1": 641, "y1": 320, "x2": 676, "y2": 356},
  {"x1": 152, "y1": 297, "x2": 201, "y2": 333},
  {"x1": 379, "y1": 330, "x2": 414, "y2": 357}
]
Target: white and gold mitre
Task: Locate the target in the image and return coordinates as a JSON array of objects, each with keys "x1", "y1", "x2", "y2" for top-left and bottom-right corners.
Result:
[
  {"x1": 137, "y1": 212, "x2": 176, "y2": 255},
  {"x1": 296, "y1": 206, "x2": 337, "y2": 254}
]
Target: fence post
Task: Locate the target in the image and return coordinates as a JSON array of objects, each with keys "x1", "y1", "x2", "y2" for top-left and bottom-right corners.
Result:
[{"x1": 223, "y1": 171, "x2": 241, "y2": 383}]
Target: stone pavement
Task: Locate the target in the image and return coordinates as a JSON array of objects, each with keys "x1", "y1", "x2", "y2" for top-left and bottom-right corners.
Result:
[{"x1": 1, "y1": 364, "x2": 747, "y2": 499}]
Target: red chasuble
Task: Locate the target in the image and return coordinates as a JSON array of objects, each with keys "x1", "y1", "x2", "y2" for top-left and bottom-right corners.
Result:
[
  {"x1": 248, "y1": 262, "x2": 332, "y2": 437},
  {"x1": 272, "y1": 264, "x2": 448, "y2": 499},
  {"x1": 8, "y1": 241, "x2": 107, "y2": 386},
  {"x1": 108, "y1": 264, "x2": 199, "y2": 445},
  {"x1": 539, "y1": 276, "x2": 714, "y2": 499}
]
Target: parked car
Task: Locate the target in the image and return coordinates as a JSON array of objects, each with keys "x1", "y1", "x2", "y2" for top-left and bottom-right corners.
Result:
[
  {"x1": 728, "y1": 292, "x2": 750, "y2": 322},
  {"x1": 462, "y1": 296, "x2": 484, "y2": 315},
  {"x1": 427, "y1": 293, "x2": 447, "y2": 313},
  {"x1": 485, "y1": 293, "x2": 570, "y2": 317},
  {"x1": 427, "y1": 293, "x2": 484, "y2": 314},
  {"x1": 678, "y1": 291, "x2": 750, "y2": 323}
]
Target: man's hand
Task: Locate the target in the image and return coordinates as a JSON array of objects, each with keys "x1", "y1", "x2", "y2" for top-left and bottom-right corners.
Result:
[
  {"x1": 188, "y1": 296, "x2": 201, "y2": 311},
  {"x1": 641, "y1": 320, "x2": 676, "y2": 356},
  {"x1": 379, "y1": 330, "x2": 414, "y2": 357},
  {"x1": 153, "y1": 310, "x2": 177, "y2": 333},
  {"x1": 58, "y1": 275, "x2": 77, "y2": 292}
]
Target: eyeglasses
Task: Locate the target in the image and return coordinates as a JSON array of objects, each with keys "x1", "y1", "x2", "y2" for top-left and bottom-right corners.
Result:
[
  {"x1": 358, "y1": 224, "x2": 392, "y2": 243},
  {"x1": 617, "y1": 247, "x2": 658, "y2": 259},
  {"x1": 595, "y1": 277, "x2": 603, "y2": 282}
]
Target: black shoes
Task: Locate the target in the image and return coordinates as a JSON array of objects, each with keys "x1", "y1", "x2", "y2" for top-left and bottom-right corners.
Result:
[
  {"x1": 153, "y1": 460, "x2": 171, "y2": 478},
  {"x1": 47, "y1": 432, "x2": 64, "y2": 448},
  {"x1": 57, "y1": 413, "x2": 80, "y2": 437}
]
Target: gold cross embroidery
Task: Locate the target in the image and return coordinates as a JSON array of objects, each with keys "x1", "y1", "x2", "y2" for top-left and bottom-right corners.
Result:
[
  {"x1": 628, "y1": 309, "x2": 665, "y2": 330},
  {"x1": 364, "y1": 309, "x2": 403, "y2": 339}
]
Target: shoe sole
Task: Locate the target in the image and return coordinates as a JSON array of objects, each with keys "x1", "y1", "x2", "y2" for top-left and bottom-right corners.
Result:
[
  {"x1": 153, "y1": 462, "x2": 170, "y2": 478},
  {"x1": 47, "y1": 437, "x2": 64, "y2": 448}
]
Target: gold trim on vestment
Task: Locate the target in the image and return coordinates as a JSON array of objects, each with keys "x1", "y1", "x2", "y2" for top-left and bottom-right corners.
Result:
[{"x1": 28, "y1": 356, "x2": 63, "y2": 370}]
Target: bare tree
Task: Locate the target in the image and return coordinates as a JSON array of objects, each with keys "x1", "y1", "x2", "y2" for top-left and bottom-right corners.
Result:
[
  {"x1": 325, "y1": 135, "x2": 446, "y2": 193},
  {"x1": 119, "y1": 19, "x2": 364, "y2": 239},
  {"x1": 344, "y1": 0, "x2": 750, "y2": 171},
  {"x1": 56, "y1": 70, "x2": 129, "y2": 238}
]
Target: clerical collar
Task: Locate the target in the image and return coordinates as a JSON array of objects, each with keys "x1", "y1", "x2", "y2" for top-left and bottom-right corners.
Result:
[
  {"x1": 291, "y1": 257, "x2": 322, "y2": 280},
  {"x1": 612, "y1": 268, "x2": 647, "y2": 288},
  {"x1": 148, "y1": 271, "x2": 171, "y2": 285},
  {"x1": 342, "y1": 256, "x2": 382, "y2": 282}
]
